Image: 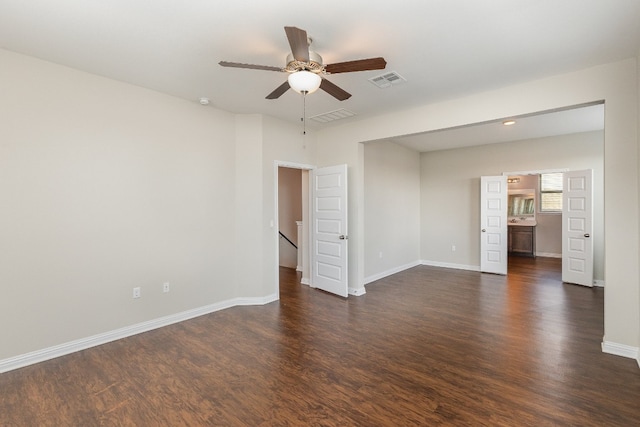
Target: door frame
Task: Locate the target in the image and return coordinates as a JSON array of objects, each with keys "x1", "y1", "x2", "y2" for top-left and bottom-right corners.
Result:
[
  {"x1": 502, "y1": 168, "x2": 576, "y2": 274},
  {"x1": 274, "y1": 161, "x2": 315, "y2": 300}
]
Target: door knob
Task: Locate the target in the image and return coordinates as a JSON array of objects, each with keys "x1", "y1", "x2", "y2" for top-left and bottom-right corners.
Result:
[
  {"x1": 339, "y1": 235, "x2": 348, "y2": 240},
  {"x1": 481, "y1": 229, "x2": 486, "y2": 232},
  {"x1": 584, "y1": 233, "x2": 590, "y2": 238}
]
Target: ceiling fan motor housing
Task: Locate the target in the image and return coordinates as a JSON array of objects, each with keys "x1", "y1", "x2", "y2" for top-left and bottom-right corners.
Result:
[{"x1": 285, "y1": 52, "x2": 324, "y2": 73}]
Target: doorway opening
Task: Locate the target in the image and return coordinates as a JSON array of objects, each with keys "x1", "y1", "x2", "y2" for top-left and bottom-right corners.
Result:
[
  {"x1": 504, "y1": 170, "x2": 562, "y2": 259},
  {"x1": 275, "y1": 163, "x2": 312, "y2": 299},
  {"x1": 501, "y1": 169, "x2": 601, "y2": 287},
  {"x1": 274, "y1": 162, "x2": 350, "y2": 299}
]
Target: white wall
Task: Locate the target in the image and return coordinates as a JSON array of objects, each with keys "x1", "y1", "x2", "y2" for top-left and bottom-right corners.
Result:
[
  {"x1": 364, "y1": 141, "x2": 421, "y2": 282},
  {"x1": 420, "y1": 131, "x2": 604, "y2": 280},
  {"x1": 317, "y1": 58, "x2": 639, "y2": 352},
  {"x1": 0, "y1": 49, "x2": 237, "y2": 360},
  {"x1": 278, "y1": 167, "x2": 302, "y2": 268}
]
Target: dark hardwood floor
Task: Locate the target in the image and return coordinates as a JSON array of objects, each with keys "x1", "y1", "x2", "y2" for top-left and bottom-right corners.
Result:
[{"x1": 2, "y1": 257, "x2": 639, "y2": 426}]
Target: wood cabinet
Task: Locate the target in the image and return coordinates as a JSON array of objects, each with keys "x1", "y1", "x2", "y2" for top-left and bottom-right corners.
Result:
[{"x1": 508, "y1": 226, "x2": 536, "y2": 257}]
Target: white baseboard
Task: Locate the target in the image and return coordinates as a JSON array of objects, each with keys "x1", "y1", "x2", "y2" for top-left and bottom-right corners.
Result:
[
  {"x1": 602, "y1": 340, "x2": 640, "y2": 366},
  {"x1": 593, "y1": 280, "x2": 605, "y2": 287},
  {"x1": 536, "y1": 252, "x2": 561, "y2": 258},
  {"x1": 300, "y1": 277, "x2": 310, "y2": 285},
  {"x1": 348, "y1": 287, "x2": 366, "y2": 296},
  {"x1": 0, "y1": 294, "x2": 277, "y2": 374},
  {"x1": 421, "y1": 260, "x2": 480, "y2": 272},
  {"x1": 364, "y1": 260, "x2": 421, "y2": 285},
  {"x1": 296, "y1": 266, "x2": 302, "y2": 272}
]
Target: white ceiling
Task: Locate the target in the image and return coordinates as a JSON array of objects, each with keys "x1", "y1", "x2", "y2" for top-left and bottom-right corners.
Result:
[
  {"x1": 389, "y1": 103, "x2": 605, "y2": 152},
  {"x1": 0, "y1": 0, "x2": 638, "y2": 139}
]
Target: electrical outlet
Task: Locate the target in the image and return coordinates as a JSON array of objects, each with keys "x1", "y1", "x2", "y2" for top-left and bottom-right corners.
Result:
[
  {"x1": 163, "y1": 282, "x2": 170, "y2": 293},
  {"x1": 133, "y1": 287, "x2": 141, "y2": 299},
  {"x1": 452, "y1": 245, "x2": 456, "y2": 252}
]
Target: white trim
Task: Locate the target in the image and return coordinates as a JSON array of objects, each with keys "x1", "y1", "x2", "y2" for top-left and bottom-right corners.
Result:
[
  {"x1": 536, "y1": 252, "x2": 561, "y2": 258},
  {"x1": 300, "y1": 277, "x2": 310, "y2": 285},
  {"x1": 0, "y1": 294, "x2": 277, "y2": 374},
  {"x1": 502, "y1": 168, "x2": 569, "y2": 176},
  {"x1": 364, "y1": 260, "x2": 420, "y2": 285},
  {"x1": 275, "y1": 160, "x2": 316, "y2": 170},
  {"x1": 593, "y1": 280, "x2": 605, "y2": 287},
  {"x1": 421, "y1": 260, "x2": 480, "y2": 272},
  {"x1": 602, "y1": 340, "x2": 640, "y2": 363},
  {"x1": 348, "y1": 287, "x2": 366, "y2": 296}
]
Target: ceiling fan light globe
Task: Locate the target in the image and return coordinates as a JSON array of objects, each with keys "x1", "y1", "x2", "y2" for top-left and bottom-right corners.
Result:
[{"x1": 288, "y1": 71, "x2": 321, "y2": 95}]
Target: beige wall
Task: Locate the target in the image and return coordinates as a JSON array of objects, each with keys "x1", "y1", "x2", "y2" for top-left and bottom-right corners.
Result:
[
  {"x1": 638, "y1": 49, "x2": 640, "y2": 360},
  {"x1": 0, "y1": 50, "x2": 315, "y2": 364},
  {"x1": 364, "y1": 141, "x2": 421, "y2": 281},
  {"x1": 317, "y1": 58, "x2": 639, "y2": 351},
  {"x1": 262, "y1": 115, "x2": 316, "y2": 296},
  {"x1": 0, "y1": 49, "x2": 238, "y2": 359},
  {"x1": 234, "y1": 114, "x2": 264, "y2": 298},
  {"x1": 420, "y1": 131, "x2": 604, "y2": 280}
]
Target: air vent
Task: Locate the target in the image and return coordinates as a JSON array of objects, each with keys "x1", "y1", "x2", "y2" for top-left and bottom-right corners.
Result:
[
  {"x1": 368, "y1": 71, "x2": 406, "y2": 88},
  {"x1": 309, "y1": 108, "x2": 356, "y2": 123}
]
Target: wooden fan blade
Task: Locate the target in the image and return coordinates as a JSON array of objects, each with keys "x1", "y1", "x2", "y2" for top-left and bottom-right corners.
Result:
[
  {"x1": 320, "y1": 78, "x2": 351, "y2": 101},
  {"x1": 266, "y1": 81, "x2": 291, "y2": 99},
  {"x1": 284, "y1": 26, "x2": 309, "y2": 62},
  {"x1": 325, "y1": 57, "x2": 387, "y2": 74},
  {"x1": 219, "y1": 61, "x2": 283, "y2": 72}
]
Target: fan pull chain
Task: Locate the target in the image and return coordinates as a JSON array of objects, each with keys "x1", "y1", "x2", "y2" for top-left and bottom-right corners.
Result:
[{"x1": 302, "y1": 92, "x2": 307, "y2": 136}]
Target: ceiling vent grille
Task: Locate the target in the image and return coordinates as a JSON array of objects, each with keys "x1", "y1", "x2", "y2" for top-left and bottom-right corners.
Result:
[
  {"x1": 309, "y1": 108, "x2": 356, "y2": 123},
  {"x1": 368, "y1": 71, "x2": 406, "y2": 88}
]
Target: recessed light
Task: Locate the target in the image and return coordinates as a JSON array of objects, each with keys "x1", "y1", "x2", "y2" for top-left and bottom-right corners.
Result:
[
  {"x1": 199, "y1": 97, "x2": 210, "y2": 105},
  {"x1": 502, "y1": 120, "x2": 516, "y2": 126}
]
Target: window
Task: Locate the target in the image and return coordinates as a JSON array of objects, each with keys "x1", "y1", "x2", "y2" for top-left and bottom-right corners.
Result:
[{"x1": 540, "y1": 172, "x2": 563, "y2": 212}]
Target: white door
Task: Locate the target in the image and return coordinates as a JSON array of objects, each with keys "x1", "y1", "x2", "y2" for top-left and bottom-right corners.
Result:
[
  {"x1": 311, "y1": 165, "x2": 348, "y2": 297},
  {"x1": 480, "y1": 176, "x2": 508, "y2": 275},
  {"x1": 562, "y1": 169, "x2": 593, "y2": 286}
]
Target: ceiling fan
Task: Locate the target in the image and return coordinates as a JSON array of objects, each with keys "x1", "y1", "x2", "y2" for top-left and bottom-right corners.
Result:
[{"x1": 219, "y1": 26, "x2": 387, "y2": 101}]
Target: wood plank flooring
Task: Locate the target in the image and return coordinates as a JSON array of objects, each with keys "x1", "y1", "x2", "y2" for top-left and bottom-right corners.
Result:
[{"x1": 1, "y1": 257, "x2": 640, "y2": 426}]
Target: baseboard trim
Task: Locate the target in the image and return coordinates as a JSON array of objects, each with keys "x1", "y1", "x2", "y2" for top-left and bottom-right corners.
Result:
[
  {"x1": 593, "y1": 280, "x2": 605, "y2": 287},
  {"x1": 602, "y1": 340, "x2": 639, "y2": 365},
  {"x1": 364, "y1": 260, "x2": 421, "y2": 285},
  {"x1": 421, "y1": 260, "x2": 480, "y2": 272},
  {"x1": 348, "y1": 287, "x2": 366, "y2": 296},
  {"x1": 536, "y1": 252, "x2": 561, "y2": 258},
  {"x1": 0, "y1": 294, "x2": 277, "y2": 374}
]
